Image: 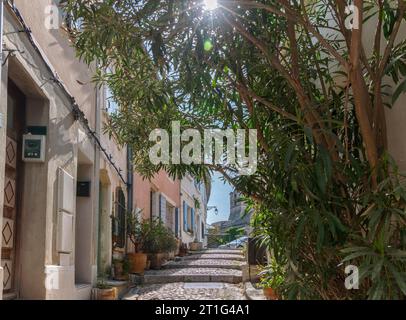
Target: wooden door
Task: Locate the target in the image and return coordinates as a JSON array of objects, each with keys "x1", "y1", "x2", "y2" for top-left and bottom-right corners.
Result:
[{"x1": 1, "y1": 80, "x2": 25, "y2": 296}]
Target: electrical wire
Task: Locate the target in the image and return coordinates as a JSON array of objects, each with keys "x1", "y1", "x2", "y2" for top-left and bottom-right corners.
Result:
[{"x1": 4, "y1": 1, "x2": 128, "y2": 186}]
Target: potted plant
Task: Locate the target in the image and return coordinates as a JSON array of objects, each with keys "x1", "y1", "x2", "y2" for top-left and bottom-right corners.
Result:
[
  {"x1": 189, "y1": 237, "x2": 203, "y2": 251},
  {"x1": 178, "y1": 243, "x2": 188, "y2": 257},
  {"x1": 126, "y1": 209, "x2": 148, "y2": 275},
  {"x1": 94, "y1": 274, "x2": 117, "y2": 300},
  {"x1": 259, "y1": 259, "x2": 285, "y2": 300},
  {"x1": 113, "y1": 257, "x2": 129, "y2": 280},
  {"x1": 143, "y1": 218, "x2": 177, "y2": 269}
]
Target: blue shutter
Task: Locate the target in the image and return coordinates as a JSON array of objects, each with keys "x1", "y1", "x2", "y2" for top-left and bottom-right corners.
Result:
[
  {"x1": 175, "y1": 208, "x2": 179, "y2": 236},
  {"x1": 183, "y1": 201, "x2": 187, "y2": 231},
  {"x1": 191, "y1": 208, "x2": 195, "y2": 233}
]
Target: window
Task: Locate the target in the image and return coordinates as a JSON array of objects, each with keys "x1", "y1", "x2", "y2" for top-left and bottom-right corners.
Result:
[{"x1": 105, "y1": 85, "x2": 119, "y2": 115}]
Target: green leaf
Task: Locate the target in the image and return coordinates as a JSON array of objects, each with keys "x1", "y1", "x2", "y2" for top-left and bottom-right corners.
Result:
[
  {"x1": 342, "y1": 250, "x2": 372, "y2": 263},
  {"x1": 392, "y1": 78, "x2": 406, "y2": 104},
  {"x1": 387, "y1": 262, "x2": 406, "y2": 295}
]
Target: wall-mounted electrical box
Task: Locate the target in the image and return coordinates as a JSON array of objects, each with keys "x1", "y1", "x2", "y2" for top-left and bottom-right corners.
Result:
[
  {"x1": 22, "y1": 134, "x2": 46, "y2": 162},
  {"x1": 77, "y1": 181, "x2": 91, "y2": 197}
]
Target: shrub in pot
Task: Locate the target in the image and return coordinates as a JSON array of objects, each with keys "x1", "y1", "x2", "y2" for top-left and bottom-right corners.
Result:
[
  {"x1": 126, "y1": 209, "x2": 148, "y2": 275},
  {"x1": 94, "y1": 275, "x2": 117, "y2": 300},
  {"x1": 143, "y1": 218, "x2": 177, "y2": 269}
]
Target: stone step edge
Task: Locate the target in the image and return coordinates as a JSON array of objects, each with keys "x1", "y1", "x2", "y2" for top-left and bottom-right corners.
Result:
[
  {"x1": 189, "y1": 251, "x2": 243, "y2": 255},
  {"x1": 142, "y1": 274, "x2": 243, "y2": 284},
  {"x1": 163, "y1": 263, "x2": 245, "y2": 270},
  {"x1": 182, "y1": 256, "x2": 245, "y2": 261}
]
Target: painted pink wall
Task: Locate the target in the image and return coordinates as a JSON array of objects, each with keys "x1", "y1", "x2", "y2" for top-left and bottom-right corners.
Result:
[{"x1": 134, "y1": 170, "x2": 180, "y2": 220}]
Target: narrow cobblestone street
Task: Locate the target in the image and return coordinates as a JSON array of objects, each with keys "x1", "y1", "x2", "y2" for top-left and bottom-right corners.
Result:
[{"x1": 123, "y1": 249, "x2": 247, "y2": 300}]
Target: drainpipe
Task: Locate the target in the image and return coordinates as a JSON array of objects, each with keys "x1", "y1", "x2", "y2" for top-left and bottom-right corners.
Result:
[
  {"x1": 127, "y1": 145, "x2": 133, "y2": 213},
  {"x1": 125, "y1": 145, "x2": 133, "y2": 252}
]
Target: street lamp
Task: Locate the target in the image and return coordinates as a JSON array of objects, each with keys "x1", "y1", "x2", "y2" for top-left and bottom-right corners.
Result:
[{"x1": 207, "y1": 205, "x2": 218, "y2": 215}]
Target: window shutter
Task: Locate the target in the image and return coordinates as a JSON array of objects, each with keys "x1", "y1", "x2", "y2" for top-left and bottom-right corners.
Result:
[
  {"x1": 183, "y1": 201, "x2": 187, "y2": 231},
  {"x1": 191, "y1": 208, "x2": 195, "y2": 233},
  {"x1": 175, "y1": 208, "x2": 179, "y2": 236}
]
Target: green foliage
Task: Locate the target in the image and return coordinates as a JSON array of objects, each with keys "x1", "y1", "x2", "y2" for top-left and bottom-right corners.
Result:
[
  {"x1": 224, "y1": 226, "x2": 245, "y2": 242},
  {"x1": 62, "y1": 0, "x2": 406, "y2": 299},
  {"x1": 142, "y1": 218, "x2": 178, "y2": 254},
  {"x1": 259, "y1": 258, "x2": 285, "y2": 290}
]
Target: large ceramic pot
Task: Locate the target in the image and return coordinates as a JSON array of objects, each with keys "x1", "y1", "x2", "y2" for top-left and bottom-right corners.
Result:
[
  {"x1": 148, "y1": 253, "x2": 167, "y2": 269},
  {"x1": 263, "y1": 287, "x2": 278, "y2": 300},
  {"x1": 95, "y1": 287, "x2": 117, "y2": 300},
  {"x1": 127, "y1": 252, "x2": 147, "y2": 274}
]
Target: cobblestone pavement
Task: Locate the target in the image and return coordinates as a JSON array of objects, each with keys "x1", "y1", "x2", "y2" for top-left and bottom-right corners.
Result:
[
  {"x1": 165, "y1": 259, "x2": 244, "y2": 268},
  {"x1": 182, "y1": 253, "x2": 245, "y2": 260},
  {"x1": 123, "y1": 249, "x2": 247, "y2": 300},
  {"x1": 123, "y1": 282, "x2": 246, "y2": 300},
  {"x1": 145, "y1": 267, "x2": 242, "y2": 276}
]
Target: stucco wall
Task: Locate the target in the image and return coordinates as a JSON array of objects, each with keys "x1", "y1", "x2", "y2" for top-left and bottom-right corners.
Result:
[
  {"x1": 180, "y1": 175, "x2": 208, "y2": 246},
  {"x1": 14, "y1": 0, "x2": 97, "y2": 127},
  {"x1": 134, "y1": 170, "x2": 180, "y2": 221},
  {"x1": 0, "y1": 3, "x2": 126, "y2": 300}
]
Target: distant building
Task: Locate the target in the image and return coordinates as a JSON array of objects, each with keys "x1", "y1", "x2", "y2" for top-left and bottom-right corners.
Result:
[
  {"x1": 210, "y1": 190, "x2": 252, "y2": 236},
  {"x1": 180, "y1": 174, "x2": 211, "y2": 248},
  {"x1": 228, "y1": 190, "x2": 251, "y2": 230}
]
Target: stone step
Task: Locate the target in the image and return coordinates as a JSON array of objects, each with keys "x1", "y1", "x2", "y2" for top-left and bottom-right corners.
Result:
[
  {"x1": 183, "y1": 253, "x2": 245, "y2": 261},
  {"x1": 163, "y1": 259, "x2": 245, "y2": 270},
  {"x1": 140, "y1": 268, "x2": 243, "y2": 284},
  {"x1": 190, "y1": 249, "x2": 244, "y2": 255}
]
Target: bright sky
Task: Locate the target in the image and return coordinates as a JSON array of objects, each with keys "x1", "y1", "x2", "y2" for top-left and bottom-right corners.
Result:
[{"x1": 207, "y1": 171, "x2": 233, "y2": 225}]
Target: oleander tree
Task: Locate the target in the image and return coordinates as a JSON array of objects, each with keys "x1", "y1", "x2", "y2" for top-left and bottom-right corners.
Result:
[{"x1": 62, "y1": 0, "x2": 406, "y2": 299}]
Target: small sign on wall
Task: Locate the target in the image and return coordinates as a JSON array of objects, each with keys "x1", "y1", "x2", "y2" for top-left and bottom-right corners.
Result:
[{"x1": 22, "y1": 134, "x2": 46, "y2": 162}]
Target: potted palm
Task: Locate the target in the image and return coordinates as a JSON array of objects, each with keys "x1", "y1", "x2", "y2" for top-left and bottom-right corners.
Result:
[{"x1": 126, "y1": 209, "x2": 148, "y2": 275}]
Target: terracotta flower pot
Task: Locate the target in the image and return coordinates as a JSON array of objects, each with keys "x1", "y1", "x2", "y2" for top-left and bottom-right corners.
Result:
[
  {"x1": 263, "y1": 287, "x2": 278, "y2": 300},
  {"x1": 148, "y1": 253, "x2": 167, "y2": 269},
  {"x1": 96, "y1": 287, "x2": 117, "y2": 300},
  {"x1": 127, "y1": 252, "x2": 147, "y2": 274},
  {"x1": 190, "y1": 242, "x2": 203, "y2": 251}
]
